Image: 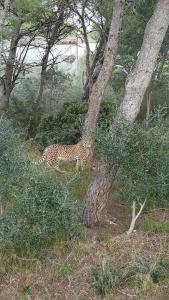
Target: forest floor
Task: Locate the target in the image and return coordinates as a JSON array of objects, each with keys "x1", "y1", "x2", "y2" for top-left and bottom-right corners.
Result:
[{"x1": 0, "y1": 197, "x2": 169, "y2": 300}]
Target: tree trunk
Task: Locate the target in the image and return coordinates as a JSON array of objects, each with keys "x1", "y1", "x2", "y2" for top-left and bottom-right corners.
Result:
[
  {"x1": 82, "y1": 0, "x2": 126, "y2": 143},
  {"x1": 83, "y1": 159, "x2": 111, "y2": 227},
  {"x1": 81, "y1": 14, "x2": 91, "y2": 81},
  {"x1": 82, "y1": 0, "x2": 169, "y2": 227},
  {"x1": 36, "y1": 45, "x2": 51, "y2": 103},
  {"x1": 36, "y1": 11, "x2": 65, "y2": 103},
  {"x1": 0, "y1": 20, "x2": 21, "y2": 111},
  {"x1": 82, "y1": 0, "x2": 126, "y2": 226},
  {"x1": 0, "y1": 0, "x2": 11, "y2": 55},
  {"x1": 116, "y1": 0, "x2": 169, "y2": 124},
  {"x1": 82, "y1": 31, "x2": 107, "y2": 101}
]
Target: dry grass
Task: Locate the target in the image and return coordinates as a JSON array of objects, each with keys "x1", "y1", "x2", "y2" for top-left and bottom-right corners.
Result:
[{"x1": 1, "y1": 217, "x2": 169, "y2": 299}]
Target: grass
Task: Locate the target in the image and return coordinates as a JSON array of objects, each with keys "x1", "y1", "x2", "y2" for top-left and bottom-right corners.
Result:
[
  {"x1": 58, "y1": 264, "x2": 74, "y2": 278},
  {"x1": 2, "y1": 143, "x2": 169, "y2": 299},
  {"x1": 140, "y1": 217, "x2": 169, "y2": 234},
  {"x1": 1, "y1": 220, "x2": 169, "y2": 299}
]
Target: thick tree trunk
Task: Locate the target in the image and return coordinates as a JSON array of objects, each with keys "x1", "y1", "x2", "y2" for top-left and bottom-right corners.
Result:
[
  {"x1": 0, "y1": 0, "x2": 11, "y2": 54},
  {"x1": 83, "y1": 159, "x2": 111, "y2": 227},
  {"x1": 0, "y1": 20, "x2": 21, "y2": 111},
  {"x1": 82, "y1": 0, "x2": 169, "y2": 227},
  {"x1": 82, "y1": 0, "x2": 126, "y2": 143},
  {"x1": 116, "y1": 0, "x2": 169, "y2": 124}
]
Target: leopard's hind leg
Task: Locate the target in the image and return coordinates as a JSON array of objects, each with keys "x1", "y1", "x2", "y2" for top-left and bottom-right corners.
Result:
[{"x1": 54, "y1": 158, "x2": 67, "y2": 173}]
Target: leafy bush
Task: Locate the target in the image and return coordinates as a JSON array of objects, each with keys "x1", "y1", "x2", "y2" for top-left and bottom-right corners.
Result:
[
  {"x1": 0, "y1": 117, "x2": 78, "y2": 254},
  {"x1": 8, "y1": 97, "x2": 43, "y2": 138},
  {"x1": 0, "y1": 117, "x2": 28, "y2": 203},
  {"x1": 96, "y1": 107, "x2": 169, "y2": 208},
  {"x1": 11, "y1": 168, "x2": 78, "y2": 252},
  {"x1": 35, "y1": 101, "x2": 115, "y2": 149},
  {"x1": 35, "y1": 101, "x2": 87, "y2": 148}
]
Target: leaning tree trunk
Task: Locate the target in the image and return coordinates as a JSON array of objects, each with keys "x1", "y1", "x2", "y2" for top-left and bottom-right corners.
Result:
[
  {"x1": 0, "y1": 0, "x2": 11, "y2": 55},
  {"x1": 81, "y1": 0, "x2": 126, "y2": 226},
  {"x1": 0, "y1": 20, "x2": 21, "y2": 111},
  {"x1": 82, "y1": 0, "x2": 169, "y2": 227},
  {"x1": 82, "y1": 31, "x2": 108, "y2": 101},
  {"x1": 82, "y1": 0, "x2": 126, "y2": 143}
]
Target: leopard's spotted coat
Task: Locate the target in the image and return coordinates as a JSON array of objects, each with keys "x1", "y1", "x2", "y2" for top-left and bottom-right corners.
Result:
[{"x1": 42, "y1": 139, "x2": 93, "y2": 171}]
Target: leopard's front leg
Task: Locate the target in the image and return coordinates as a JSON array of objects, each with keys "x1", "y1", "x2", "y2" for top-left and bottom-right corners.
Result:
[{"x1": 76, "y1": 158, "x2": 81, "y2": 170}]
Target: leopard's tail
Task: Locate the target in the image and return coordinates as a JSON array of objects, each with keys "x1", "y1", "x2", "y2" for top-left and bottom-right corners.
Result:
[
  {"x1": 32, "y1": 148, "x2": 47, "y2": 165},
  {"x1": 32, "y1": 157, "x2": 45, "y2": 165}
]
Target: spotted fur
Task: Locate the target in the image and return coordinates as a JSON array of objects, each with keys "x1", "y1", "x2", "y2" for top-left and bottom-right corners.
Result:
[{"x1": 42, "y1": 139, "x2": 93, "y2": 171}]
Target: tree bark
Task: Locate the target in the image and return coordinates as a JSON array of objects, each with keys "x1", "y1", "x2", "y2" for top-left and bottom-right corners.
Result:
[
  {"x1": 82, "y1": 0, "x2": 169, "y2": 227},
  {"x1": 82, "y1": 0, "x2": 126, "y2": 226},
  {"x1": 82, "y1": 31, "x2": 107, "y2": 101},
  {"x1": 0, "y1": 0, "x2": 11, "y2": 55},
  {"x1": 36, "y1": 44, "x2": 51, "y2": 103},
  {"x1": 116, "y1": 0, "x2": 169, "y2": 124},
  {"x1": 0, "y1": 20, "x2": 21, "y2": 111},
  {"x1": 82, "y1": 0, "x2": 126, "y2": 143},
  {"x1": 83, "y1": 159, "x2": 111, "y2": 227}
]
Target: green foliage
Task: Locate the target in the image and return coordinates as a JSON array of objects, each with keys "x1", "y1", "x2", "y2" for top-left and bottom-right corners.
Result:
[
  {"x1": 13, "y1": 168, "x2": 77, "y2": 251},
  {"x1": 0, "y1": 117, "x2": 78, "y2": 255},
  {"x1": 12, "y1": 68, "x2": 72, "y2": 111},
  {"x1": 119, "y1": 0, "x2": 156, "y2": 57},
  {"x1": 126, "y1": 257, "x2": 169, "y2": 286},
  {"x1": 12, "y1": 0, "x2": 49, "y2": 23},
  {"x1": 58, "y1": 264, "x2": 74, "y2": 278},
  {"x1": 8, "y1": 97, "x2": 43, "y2": 138},
  {"x1": 96, "y1": 108, "x2": 169, "y2": 207},
  {"x1": 0, "y1": 117, "x2": 28, "y2": 203},
  {"x1": 35, "y1": 101, "x2": 87, "y2": 148},
  {"x1": 141, "y1": 218, "x2": 169, "y2": 234},
  {"x1": 12, "y1": 77, "x2": 39, "y2": 103},
  {"x1": 95, "y1": 0, "x2": 113, "y2": 26},
  {"x1": 91, "y1": 257, "x2": 169, "y2": 296},
  {"x1": 120, "y1": 14, "x2": 144, "y2": 57},
  {"x1": 92, "y1": 261, "x2": 123, "y2": 296},
  {"x1": 35, "y1": 101, "x2": 115, "y2": 149}
]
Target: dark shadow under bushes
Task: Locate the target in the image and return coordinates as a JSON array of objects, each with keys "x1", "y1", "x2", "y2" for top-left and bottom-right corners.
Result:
[{"x1": 0, "y1": 117, "x2": 79, "y2": 256}]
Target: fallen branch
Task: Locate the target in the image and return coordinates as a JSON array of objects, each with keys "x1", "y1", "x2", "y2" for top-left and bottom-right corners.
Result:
[{"x1": 127, "y1": 199, "x2": 146, "y2": 235}]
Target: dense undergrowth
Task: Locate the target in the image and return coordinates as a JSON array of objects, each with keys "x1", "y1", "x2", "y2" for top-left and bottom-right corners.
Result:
[
  {"x1": 1, "y1": 101, "x2": 169, "y2": 299},
  {"x1": 0, "y1": 117, "x2": 78, "y2": 256}
]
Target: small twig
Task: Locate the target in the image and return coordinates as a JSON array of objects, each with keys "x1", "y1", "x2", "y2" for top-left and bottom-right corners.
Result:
[
  {"x1": 117, "y1": 289, "x2": 137, "y2": 298},
  {"x1": 16, "y1": 256, "x2": 39, "y2": 262}
]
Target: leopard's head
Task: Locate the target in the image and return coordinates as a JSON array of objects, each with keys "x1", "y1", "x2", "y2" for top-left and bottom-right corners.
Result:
[{"x1": 80, "y1": 138, "x2": 93, "y2": 149}]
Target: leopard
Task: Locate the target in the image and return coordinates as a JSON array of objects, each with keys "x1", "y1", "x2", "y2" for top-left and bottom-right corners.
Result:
[{"x1": 41, "y1": 139, "x2": 93, "y2": 172}]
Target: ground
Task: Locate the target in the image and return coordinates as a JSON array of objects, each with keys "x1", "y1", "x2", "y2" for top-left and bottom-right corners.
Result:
[{"x1": 1, "y1": 198, "x2": 169, "y2": 300}]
